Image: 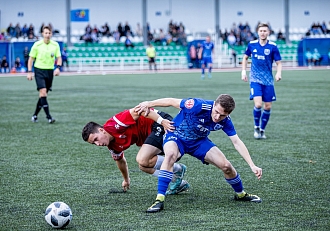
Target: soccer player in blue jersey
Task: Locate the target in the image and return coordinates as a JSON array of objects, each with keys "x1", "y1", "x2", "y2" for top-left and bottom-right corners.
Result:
[
  {"x1": 135, "y1": 94, "x2": 262, "y2": 213},
  {"x1": 198, "y1": 35, "x2": 214, "y2": 79},
  {"x1": 241, "y1": 23, "x2": 282, "y2": 139}
]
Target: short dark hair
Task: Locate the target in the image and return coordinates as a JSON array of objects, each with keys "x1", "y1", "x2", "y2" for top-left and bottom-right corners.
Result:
[
  {"x1": 215, "y1": 94, "x2": 235, "y2": 113},
  {"x1": 42, "y1": 26, "x2": 51, "y2": 32},
  {"x1": 257, "y1": 23, "x2": 269, "y2": 31},
  {"x1": 82, "y1": 121, "x2": 102, "y2": 141}
]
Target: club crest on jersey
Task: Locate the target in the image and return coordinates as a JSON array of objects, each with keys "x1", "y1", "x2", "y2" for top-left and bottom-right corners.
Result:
[
  {"x1": 214, "y1": 124, "x2": 223, "y2": 130},
  {"x1": 185, "y1": 99, "x2": 194, "y2": 109},
  {"x1": 264, "y1": 49, "x2": 270, "y2": 55}
]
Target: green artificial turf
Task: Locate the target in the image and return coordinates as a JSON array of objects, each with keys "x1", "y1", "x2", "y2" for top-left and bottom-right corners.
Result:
[{"x1": 0, "y1": 70, "x2": 329, "y2": 230}]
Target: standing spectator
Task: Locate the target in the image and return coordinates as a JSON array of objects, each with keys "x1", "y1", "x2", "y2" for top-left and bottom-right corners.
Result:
[
  {"x1": 124, "y1": 22, "x2": 132, "y2": 36},
  {"x1": 85, "y1": 24, "x2": 92, "y2": 34},
  {"x1": 189, "y1": 44, "x2": 197, "y2": 68},
  {"x1": 40, "y1": 23, "x2": 45, "y2": 34},
  {"x1": 1, "y1": 55, "x2": 9, "y2": 73},
  {"x1": 61, "y1": 47, "x2": 69, "y2": 71},
  {"x1": 28, "y1": 24, "x2": 35, "y2": 37},
  {"x1": 113, "y1": 30, "x2": 120, "y2": 43},
  {"x1": 147, "y1": 30, "x2": 154, "y2": 44},
  {"x1": 117, "y1": 23, "x2": 124, "y2": 37},
  {"x1": 27, "y1": 26, "x2": 62, "y2": 124},
  {"x1": 238, "y1": 22, "x2": 245, "y2": 31},
  {"x1": 23, "y1": 47, "x2": 30, "y2": 68},
  {"x1": 199, "y1": 35, "x2": 214, "y2": 79},
  {"x1": 7, "y1": 23, "x2": 15, "y2": 37},
  {"x1": 241, "y1": 23, "x2": 282, "y2": 139},
  {"x1": 312, "y1": 48, "x2": 322, "y2": 66},
  {"x1": 135, "y1": 23, "x2": 142, "y2": 37},
  {"x1": 277, "y1": 30, "x2": 285, "y2": 41},
  {"x1": 22, "y1": 24, "x2": 29, "y2": 37},
  {"x1": 14, "y1": 23, "x2": 22, "y2": 38},
  {"x1": 103, "y1": 23, "x2": 111, "y2": 36},
  {"x1": 146, "y1": 43, "x2": 157, "y2": 71},
  {"x1": 195, "y1": 43, "x2": 202, "y2": 68}
]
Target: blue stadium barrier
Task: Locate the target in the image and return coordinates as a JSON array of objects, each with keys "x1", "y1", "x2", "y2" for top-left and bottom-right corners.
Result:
[
  {"x1": 0, "y1": 41, "x2": 64, "y2": 69},
  {"x1": 298, "y1": 38, "x2": 330, "y2": 66},
  {"x1": 0, "y1": 42, "x2": 11, "y2": 68}
]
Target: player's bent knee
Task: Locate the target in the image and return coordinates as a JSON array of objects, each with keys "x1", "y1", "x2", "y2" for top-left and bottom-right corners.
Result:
[{"x1": 221, "y1": 161, "x2": 234, "y2": 174}]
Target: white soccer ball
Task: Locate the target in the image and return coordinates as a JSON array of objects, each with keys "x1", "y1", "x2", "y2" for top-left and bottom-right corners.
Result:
[{"x1": 45, "y1": 202, "x2": 72, "y2": 229}]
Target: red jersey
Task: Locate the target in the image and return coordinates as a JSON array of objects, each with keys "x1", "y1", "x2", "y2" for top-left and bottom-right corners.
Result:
[{"x1": 103, "y1": 109, "x2": 154, "y2": 154}]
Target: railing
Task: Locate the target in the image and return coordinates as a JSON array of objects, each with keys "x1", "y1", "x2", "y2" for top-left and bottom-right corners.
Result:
[{"x1": 68, "y1": 56, "x2": 188, "y2": 72}]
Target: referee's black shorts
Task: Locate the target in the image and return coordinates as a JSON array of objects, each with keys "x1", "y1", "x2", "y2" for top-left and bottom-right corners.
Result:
[
  {"x1": 148, "y1": 57, "x2": 155, "y2": 63},
  {"x1": 34, "y1": 67, "x2": 54, "y2": 91},
  {"x1": 144, "y1": 110, "x2": 173, "y2": 151}
]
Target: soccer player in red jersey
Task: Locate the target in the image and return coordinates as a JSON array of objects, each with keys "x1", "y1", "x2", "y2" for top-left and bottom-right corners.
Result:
[{"x1": 82, "y1": 107, "x2": 189, "y2": 194}]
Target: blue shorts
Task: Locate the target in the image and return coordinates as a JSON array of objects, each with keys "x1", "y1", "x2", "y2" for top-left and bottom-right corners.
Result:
[
  {"x1": 250, "y1": 82, "x2": 276, "y2": 102},
  {"x1": 201, "y1": 57, "x2": 212, "y2": 66},
  {"x1": 163, "y1": 132, "x2": 216, "y2": 164}
]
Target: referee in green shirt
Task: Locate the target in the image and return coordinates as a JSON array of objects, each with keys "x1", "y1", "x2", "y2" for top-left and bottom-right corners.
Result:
[
  {"x1": 27, "y1": 26, "x2": 62, "y2": 124},
  {"x1": 146, "y1": 43, "x2": 157, "y2": 71}
]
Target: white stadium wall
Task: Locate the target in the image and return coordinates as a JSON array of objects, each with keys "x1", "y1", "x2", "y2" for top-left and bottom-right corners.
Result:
[{"x1": 0, "y1": 0, "x2": 329, "y2": 34}]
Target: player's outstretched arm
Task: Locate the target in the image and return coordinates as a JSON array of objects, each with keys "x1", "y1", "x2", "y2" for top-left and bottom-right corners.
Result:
[
  {"x1": 275, "y1": 60, "x2": 282, "y2": 82},
  {"x1": 229, "y1": 134, "x2": 262, "y2": 179},
  {"x1": 241, "y1": 55, "x2": 249, "y2": 82},
  {"x1": 135, "y1": 98, "x2": 182, "y2": 114},
  {"x1": 27, "y1": 57, "x2": 35, "y2": 81},
  {"x1": 115, "y1": 156, "x2": 130, "y2": 192}
]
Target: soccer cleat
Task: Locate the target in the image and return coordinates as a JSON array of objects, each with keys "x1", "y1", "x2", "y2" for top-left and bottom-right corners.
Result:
[
  {"x1": 260, "y1": 130, "x2": 266, "y2": 139},
  {"x1": 254, "y1": 127, "x2": 261, "y2": 139},
  {"x1": 31, "y1": 115, "x2": 38, "y2": 123},
  {"x1": 169, "y1": 164, "x2": 187, "y2": 191},
  {"x1": 234, "y1": 192, "x2": 262, "y2": 203},
  {"x1": 146, "y1": 200, "x2": 164, "y2": 213},
  {"x1": 201, "y1": 74, "x2": 205, "y2": 80},
  {"x1": 166, "y1": 180, "x2": 190, "y2": 195},
  {"x1": 48, "y1": 118, "x2": 56, "y2": 124},
  {"x1": 208, "y1": 73, "x2": 212, "y2": 79}
]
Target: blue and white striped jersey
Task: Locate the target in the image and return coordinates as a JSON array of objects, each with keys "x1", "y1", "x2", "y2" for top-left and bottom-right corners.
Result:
[
  {"x1": 172, "y1": 98, "x2": 236, "y2": 140},
  {"x1": 245, "y1": 40, "x2": 281, "y2": 86}
]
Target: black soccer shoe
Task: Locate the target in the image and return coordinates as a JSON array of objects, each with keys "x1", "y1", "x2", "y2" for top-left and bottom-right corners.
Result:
[
  {"x1": 146, "y1": 200, "x2": 164, "y2": 213},
  {"x1": 234, "y1": 192, "x2": 262, "y2": 203}
]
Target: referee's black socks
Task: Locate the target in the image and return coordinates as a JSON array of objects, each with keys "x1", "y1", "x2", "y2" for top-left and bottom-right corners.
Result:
[
  {"x1": 33, "y1": 98, "x2": 42, "y2": 116},
  {"x1": 40, "y1": 97, "x2": 51, "y2": 119}
]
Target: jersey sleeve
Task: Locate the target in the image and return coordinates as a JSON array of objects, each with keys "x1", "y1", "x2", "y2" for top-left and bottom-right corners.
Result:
[
  {"x1": 180, "y1": 98, "x2": 201, "y2": 114},
  {"x1": 108, "y1": 149, "x2": 124, "y2": 161},
  {"x1": 103, "y1": 110, "x2": 136, "y2": 134},
  {"x1": 222, "y1": 117, "x2": 237, "y2": 136},
  {"x1": 272, "y1": 46, "x2": 281, "y2": 61},
  {"x1": 29, "y1": 43, "x2": 37, "y2": 58},
  {"x1": 245, "y1": 43, "x2": 252, "y2": 57},
  {"x1": 55, "y1": 43, "x2": 61, "y2": 58}
]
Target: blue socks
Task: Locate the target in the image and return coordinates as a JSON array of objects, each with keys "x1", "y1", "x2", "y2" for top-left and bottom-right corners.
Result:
[
  {"x1": 253, "y1": 107, "x2": 262, "y2": 127},
  {"x1": 260, "y1": 109, "x2": 271, "y2": 130},
  {"x1": 157, "y1": 170, "x2": 173, "y2": 196},
  {"x1": 226, "y1": 174, "x2": 244, "y2": 193}
]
